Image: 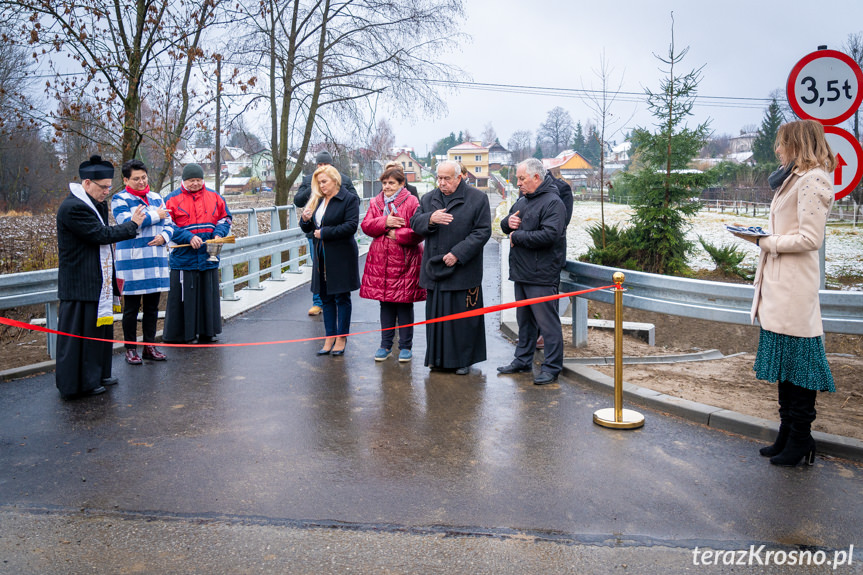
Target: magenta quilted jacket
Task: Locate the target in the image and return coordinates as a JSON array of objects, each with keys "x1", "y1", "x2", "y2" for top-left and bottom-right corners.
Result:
[{"x1": 360, "y1": 189, "x2": 426, "y2": 303}]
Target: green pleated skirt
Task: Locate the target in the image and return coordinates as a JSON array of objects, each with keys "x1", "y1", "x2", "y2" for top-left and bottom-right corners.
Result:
[{"x1": 753, "y1": 328, "x2": 835, "y2": 392}]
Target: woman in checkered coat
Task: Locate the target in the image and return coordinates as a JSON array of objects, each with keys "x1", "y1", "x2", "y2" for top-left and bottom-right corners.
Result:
[{"x1": 111, "y1": 159, "x2": 174, "y2": 364}]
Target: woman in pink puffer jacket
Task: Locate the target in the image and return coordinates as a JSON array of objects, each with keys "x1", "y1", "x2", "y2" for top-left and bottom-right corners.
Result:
[{"x1": 360, "y1": 166, "x2": 426, "y2": 362}]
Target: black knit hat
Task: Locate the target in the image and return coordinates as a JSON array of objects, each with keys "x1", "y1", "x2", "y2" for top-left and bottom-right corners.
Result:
[
  {"x1": 182, "y1": 163, "x2": 204, "y2": 181},
  {"x1": 315, "y1": 151, "x2": 333, "y2": 165},
  {"x1": 78, "y1": 155, "x2": 114, "y2": 181}
]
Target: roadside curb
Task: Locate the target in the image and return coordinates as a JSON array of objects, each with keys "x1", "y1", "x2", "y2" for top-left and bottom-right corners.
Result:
[
  {"x1": 562, "y1": 363, "x2": 863, "y2": 463},
  {"x1": 497, "y1": 239, "x2": 863, "y2": 463}
]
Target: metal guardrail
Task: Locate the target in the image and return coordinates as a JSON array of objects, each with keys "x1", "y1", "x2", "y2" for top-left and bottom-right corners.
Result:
[
  {"x1": 561, "y1": 261, "x2": 863, "y2": 335},
  {"x1": 0, "y1": 202, "x2": 371, "y2": 358}
]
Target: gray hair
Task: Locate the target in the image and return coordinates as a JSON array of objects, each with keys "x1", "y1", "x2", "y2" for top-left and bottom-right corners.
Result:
[
  {"x1": 437, "y1": 160, "x2": 462, "y2": 178},
  {"x1": 518, "y1": 158, "x2": 546, "y2": 179}
]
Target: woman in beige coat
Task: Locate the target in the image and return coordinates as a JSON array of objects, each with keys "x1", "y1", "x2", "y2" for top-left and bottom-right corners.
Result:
[{"x1": 732, "y1": 120, "x2": 836, "y2": 467}]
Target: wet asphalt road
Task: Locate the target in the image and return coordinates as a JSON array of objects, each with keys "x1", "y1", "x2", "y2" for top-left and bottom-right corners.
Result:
[{"x1": 1, "y1": 240, "x2": 862, "y2": 574}]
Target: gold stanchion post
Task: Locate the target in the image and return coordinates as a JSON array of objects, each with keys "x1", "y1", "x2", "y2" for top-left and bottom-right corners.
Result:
[{"x1": 593, "y1": 272, "x2": 645, "y2": 430}]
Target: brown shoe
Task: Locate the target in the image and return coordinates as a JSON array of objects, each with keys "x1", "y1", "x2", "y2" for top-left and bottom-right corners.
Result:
[
  {"x1": 308, "y1": 305, "x2": 323, "y2": 316},
  {"x1": 142, "y1": 345, "x2": 167, "y2": 361},
  {"x1": 125, "y1": 349, "x2": 143, "y2": 365}
]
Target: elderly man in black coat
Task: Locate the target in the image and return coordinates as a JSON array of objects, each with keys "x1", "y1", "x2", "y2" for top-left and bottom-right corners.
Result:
[
  {"x1": 56, "y1": 155, "x2": 146, "y2": 399},
  {"x1": 498, "y1": 158, "x2": 567, "y2": 385},
  {"x1": 410, "y1": 160, "x2": 491, "y2": 375}
]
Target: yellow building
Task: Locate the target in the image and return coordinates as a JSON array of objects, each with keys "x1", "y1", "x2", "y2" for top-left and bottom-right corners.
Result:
[
  {"x1": 447, "y1": 141, "x2": 489, "y2": 187},
  {"x1": 543, "y1": 151, "x2": 594, "y2": 190}
]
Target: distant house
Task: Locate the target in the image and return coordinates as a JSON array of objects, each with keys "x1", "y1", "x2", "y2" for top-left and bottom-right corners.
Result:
[
  {"x1": 608, "y1": 141, "x2": 631, "y2": 163},
  {"x1": 487, "y1": 141, "x2": 513, "y2": 170},
  {"x1": 221, "y1": 147, "x2": 254, "y2": 177},
  {"x1": 726, "y1": 151, "x2": 755, "y2": 165},
  {"x1": 222, "y1": 176, "x2": 251, "y2": 195},
  {"x1": 175, "y1": 147, "x2": 218, "y2": 175},
  {"x1": 447, "y1": 141, "x2": 489, "y2": 187},
  {"x1": 543, "y1": 150, "x2": 594, "y2": 190},
  {"x1": 729, "y1": 132, "x2": 757, "y2": 154},
  {"x1": 390, "y1": 151, "x2": 423, "y2": 182},
  {"x1": 250, "y1": 150, "x2": 273, "y2": 183}
]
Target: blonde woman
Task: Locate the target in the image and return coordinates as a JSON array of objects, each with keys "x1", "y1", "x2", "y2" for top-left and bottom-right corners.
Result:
[
  {"x1": 731, "y1": 119, "x2": 836, "y2": 467},
  {"x1": 299, "y1": 165, "x2": 360, "y2": 356}
]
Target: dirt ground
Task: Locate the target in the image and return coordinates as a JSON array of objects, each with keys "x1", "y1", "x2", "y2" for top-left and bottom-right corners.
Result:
[
  {"x1": 3, "y1": 300, "x2": 862, "y2": 441},
  {"x1": 566, "y1": 301, "x2": 863, "y2": 441}
]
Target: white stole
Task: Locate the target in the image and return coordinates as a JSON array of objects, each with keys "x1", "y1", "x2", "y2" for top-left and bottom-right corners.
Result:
[{"x1": 69, "y1": 183, "x2": 118, "y2": 327}]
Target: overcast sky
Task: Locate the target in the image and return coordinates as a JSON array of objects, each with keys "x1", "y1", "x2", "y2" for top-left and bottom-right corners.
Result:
[{"x1": 387, "y1": 0, "x2": 863, "y2": 154}]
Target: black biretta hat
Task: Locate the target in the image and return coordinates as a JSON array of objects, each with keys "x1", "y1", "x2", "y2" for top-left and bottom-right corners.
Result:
[{"x1": 79, "y1": 155, "x2": 114, "y2": 181}]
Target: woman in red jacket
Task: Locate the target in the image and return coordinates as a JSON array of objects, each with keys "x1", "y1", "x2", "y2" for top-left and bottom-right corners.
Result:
[{"x1": 360, "y1": 167, "x2": 426, "y2": 362}]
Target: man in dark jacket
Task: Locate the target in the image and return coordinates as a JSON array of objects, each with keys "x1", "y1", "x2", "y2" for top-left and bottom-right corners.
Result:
[
  {"x1": 410, "y1": 160, "x2": 491, "y2": 375},
  {"x1": 294, "y1": 151, "x2": 357, "y2": 316},
  {"x1": 56, "y1": 155, "x2": 146, "y2": 399},
  {"x1": 548, "y1": 167, "x2": 574, "y2": 227},
  {"x1": 498, "y1": 158, "x2": 566, "y2": 385}
]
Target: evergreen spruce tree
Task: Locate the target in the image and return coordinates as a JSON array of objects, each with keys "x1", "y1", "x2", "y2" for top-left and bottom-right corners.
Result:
[
  {"x1": 583, "y1": 125, "x2": 603, "y2": 166},
  {"x1": 532, "y1": 141, "x2": 544, "y2": 159},
  {"x1": 621, "y1": 19, "x2": 712, "y2": 275},
  {"x1": 571, "y1": 121, "x2": 585, "y2": 156},
  {"x1": 752, "y1": 98, "x2": 784, "y2": 165}
]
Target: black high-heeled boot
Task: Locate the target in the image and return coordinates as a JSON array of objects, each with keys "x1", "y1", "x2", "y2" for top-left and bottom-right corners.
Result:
[
  {"x1": 760, "y1": 423, "x2": 790, "y2": 457},
  {"x1": 760, "y1": 381, "x2": 792, "y2": 457},
  {"x1": 769, "y1": 428, "x2": 815, "y2": 467},
  {"x1": 770, "y1": 384, "x2": 817, "y2": 467}
]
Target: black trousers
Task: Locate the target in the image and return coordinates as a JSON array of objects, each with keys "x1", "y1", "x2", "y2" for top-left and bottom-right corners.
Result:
[
  {"x1": 513, "y1": 282, "x2": 563, "y2": 375},
  {"x1": 380, "y1": 301, "x2": 414, "y2": 350},
  {"x1": 122, "y1": 292, "x2": 161, "y2": 349}
]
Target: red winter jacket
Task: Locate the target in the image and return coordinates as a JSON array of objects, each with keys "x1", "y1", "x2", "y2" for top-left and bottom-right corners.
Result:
[{"x1": 360, "y1": 189, "x2": 426, "y2": 303}]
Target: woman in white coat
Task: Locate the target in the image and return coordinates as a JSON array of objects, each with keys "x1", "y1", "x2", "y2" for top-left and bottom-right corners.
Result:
[{"x1": 732, "y1": 120, "x2": 836, "y2": 467}]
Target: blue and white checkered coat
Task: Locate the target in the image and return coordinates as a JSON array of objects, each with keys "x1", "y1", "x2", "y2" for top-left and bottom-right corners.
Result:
[{"x1": 111, "y1": 190, "x2": 175, "y2": 295}]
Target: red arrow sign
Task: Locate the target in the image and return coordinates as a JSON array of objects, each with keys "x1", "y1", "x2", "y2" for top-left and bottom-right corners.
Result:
[
  {"x1": 824, "y1": 126, "x2": 863, "y2": 200},
  {"x1": 835, "y1": 154, "x2": 848, "y2": 186}
]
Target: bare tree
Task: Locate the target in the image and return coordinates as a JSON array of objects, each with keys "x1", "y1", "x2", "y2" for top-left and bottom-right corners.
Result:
[
  {"x1": 538, "y1": 107, "x2": 574, "y2": 156},
  {"x1": 844, "y1": 32, "x2": 863, "y2": 224},
  {"x1": 700, "y1": 133, "x2": 731, "y2": 158},
  {"x1": 481, "y1": 122, "x2": 496, "y2": 145},
  {"x1": 0, "y1": 21, "x2": 66, "y2": 212},
  {"x1": 2, "y1": 0, "x2": 231, "y2": 169},
  {"x1": 368, "y1": 117, "x2": 395, "y2": 161},
  {"x1": 234, "y1": 0, "x2": 464, "y2": 210},
  {"x1": 580, "y1": 53, "x2": 635, "y2": 247},
  {"x1": 507, "y1": 130, "x2": 533, "y2": 163}
]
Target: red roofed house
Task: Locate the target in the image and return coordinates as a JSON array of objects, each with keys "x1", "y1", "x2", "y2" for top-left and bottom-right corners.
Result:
[{"x1": 543, "y1": 150, "x2": 593, "y2": 191}]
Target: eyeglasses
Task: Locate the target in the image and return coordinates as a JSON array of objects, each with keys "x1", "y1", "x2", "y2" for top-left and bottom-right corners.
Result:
[
  {"x1": 128, "y1": 176, "x2": 148, "y2": 183},
  {"x1": 90, "y1": 182, "x2": 112, "y2": 192}
]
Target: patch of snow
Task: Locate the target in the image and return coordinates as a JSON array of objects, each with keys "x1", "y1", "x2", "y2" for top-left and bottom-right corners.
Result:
[{"x1": 566, "y1": 202, "x2": 862, "y2": 291}]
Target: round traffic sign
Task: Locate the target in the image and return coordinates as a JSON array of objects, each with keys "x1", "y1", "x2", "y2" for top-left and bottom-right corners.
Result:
[
  {"x1": 787, "y1": 49, "x2": 863, "y2": 125},
  {"x1": 824, "y1": 125, "x2": 863, "y2": 200}
]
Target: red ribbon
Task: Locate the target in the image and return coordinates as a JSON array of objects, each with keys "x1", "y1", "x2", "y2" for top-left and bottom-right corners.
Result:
[{"x1": 0, "y1": 285, "x2": 617, "y2": 348}]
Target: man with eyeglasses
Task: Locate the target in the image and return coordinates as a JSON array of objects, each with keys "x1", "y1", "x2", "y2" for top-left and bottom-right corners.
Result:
[
  {"x1": 111, "y1": 159, "x2": 174, "y2": 365},
  {"x1": 56, "y1": 155, "x2": 147, "y2": 400},
  {"x1": 410, "y1": 160, "x2": 491, "y2": 375}
]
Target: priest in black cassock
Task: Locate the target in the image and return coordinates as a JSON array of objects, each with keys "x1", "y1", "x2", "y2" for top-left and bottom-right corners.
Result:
[
  {"x1": 55, "y1": 155, "x2": 145, "y2": 400},
  {"x1": 410, "y1": 160, "x2": 491, "y2": 375}
]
